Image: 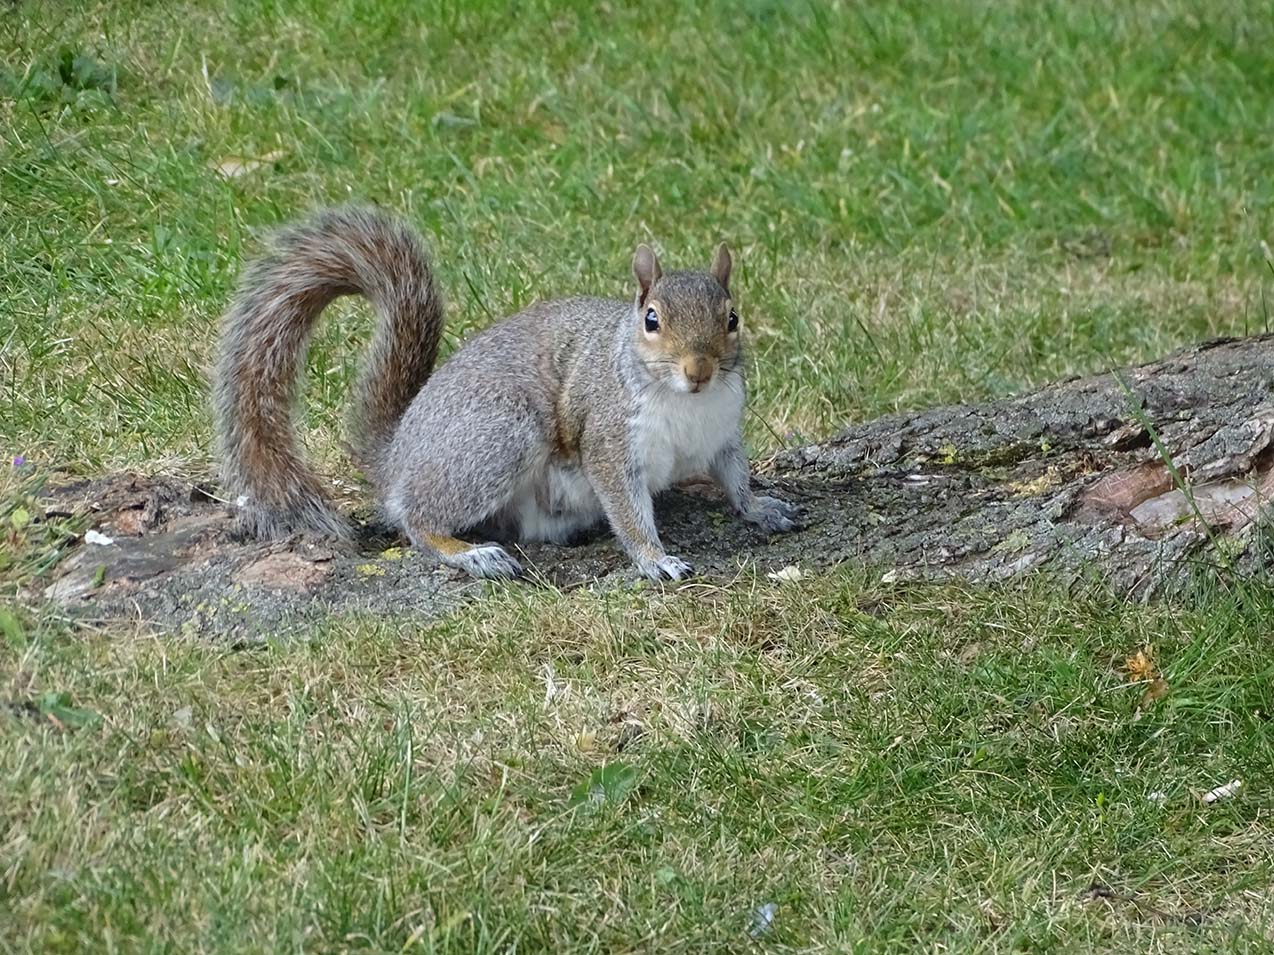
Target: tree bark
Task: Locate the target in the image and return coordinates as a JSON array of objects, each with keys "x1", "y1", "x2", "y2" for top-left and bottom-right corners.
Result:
[{"x1": 39, "y1": 334, "x2": 1274, "y2": 636}]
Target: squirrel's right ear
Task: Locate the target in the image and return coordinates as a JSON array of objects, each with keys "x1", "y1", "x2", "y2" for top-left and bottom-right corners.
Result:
[{"x1": 633, "y1": 244, "x2": 662, "y2": 306}]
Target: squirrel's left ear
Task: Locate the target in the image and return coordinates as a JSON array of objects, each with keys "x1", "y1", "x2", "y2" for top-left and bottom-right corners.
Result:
[
  {"x1": 711, "y1": 242, "x2": 732, "y2": 293},
  {"x1": 633, "y1": 244, "x2": 662, "y2": 306}
]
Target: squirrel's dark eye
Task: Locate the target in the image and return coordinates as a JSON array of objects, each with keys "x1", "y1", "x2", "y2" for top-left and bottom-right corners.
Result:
[
  {"x1": 727, "y1": 309, "x2": 739, "y2": 332},
  {"x1": 644, "y1": 308, "x2": 660, "y2": 333}
]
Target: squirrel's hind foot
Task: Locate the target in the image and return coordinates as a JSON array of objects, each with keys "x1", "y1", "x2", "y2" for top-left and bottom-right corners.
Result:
[
  {"x1": 440, "y1": 542, "x2": 523, "y2": 580},
  {"x1": 410, "y1": 531, "x2": 523, "y2": 580}
]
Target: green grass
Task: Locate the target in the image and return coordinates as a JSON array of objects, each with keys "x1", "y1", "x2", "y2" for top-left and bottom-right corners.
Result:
[
  {"x1": 3, "y1": 0, "x2": 1272, "y2": 467},
  {"x1": 2, "y1": 0, "x2": 1274, "y2": 951},
  {"x1": 3, "y1": 579, "x2": 1273, "y2": 952}
]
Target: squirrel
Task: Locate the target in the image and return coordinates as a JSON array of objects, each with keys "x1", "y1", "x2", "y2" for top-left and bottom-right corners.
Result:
[{"x1": 213, "y1": 206, "x2": 798, "y2": 581}]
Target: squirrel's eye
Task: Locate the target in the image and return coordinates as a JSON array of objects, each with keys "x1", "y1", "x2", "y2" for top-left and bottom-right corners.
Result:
[
  {"x1": 727, "y1": 309, "x2": 739, "y2": 332},
  {"x1": 644, "y1": 308, "x2": 660, "y2": 333}
]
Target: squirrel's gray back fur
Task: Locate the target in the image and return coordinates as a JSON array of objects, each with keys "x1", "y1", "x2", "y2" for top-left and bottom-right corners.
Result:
[
  {"x1": 378, "y1": 295, "x2": 640, "y2": 537},
  {"x1": 213, "y1": 206, "x2": 442, "y2": 539}
]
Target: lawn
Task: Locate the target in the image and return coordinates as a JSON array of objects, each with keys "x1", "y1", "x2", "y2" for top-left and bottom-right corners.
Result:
[{"x1": 2, "y1": 0, "x2": 1273, "y2": 952}]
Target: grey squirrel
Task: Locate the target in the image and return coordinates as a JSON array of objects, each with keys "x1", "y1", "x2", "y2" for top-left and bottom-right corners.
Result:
[{"x1": 213, "y1": 206, "x2": 797, "y2": 580}]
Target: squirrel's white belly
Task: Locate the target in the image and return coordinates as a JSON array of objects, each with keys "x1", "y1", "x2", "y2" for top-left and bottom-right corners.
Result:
[
  {"x1": 634, "y1": 381, "x2": 743, "y2": 492},
  {"x1": 511, "y1": 464, "x2": 603, "y2": 543},
  {"x1": 504, "y1": 380, "x2": 742, "y2": 543}
]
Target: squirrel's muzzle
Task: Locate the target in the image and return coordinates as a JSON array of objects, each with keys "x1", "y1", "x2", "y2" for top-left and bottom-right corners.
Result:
[{"x1": 680, "y1": 355, "x2": 717, "y2": 392}]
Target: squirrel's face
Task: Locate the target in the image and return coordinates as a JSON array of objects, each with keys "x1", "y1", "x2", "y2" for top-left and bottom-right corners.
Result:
[{"x1": 631, "y1": 243, "x2": 740, "y2": 395}]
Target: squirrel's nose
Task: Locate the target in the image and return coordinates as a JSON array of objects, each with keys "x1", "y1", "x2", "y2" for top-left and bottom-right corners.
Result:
[{"x1": 681, "y1": 356, "x2": 717, "y2": 390}]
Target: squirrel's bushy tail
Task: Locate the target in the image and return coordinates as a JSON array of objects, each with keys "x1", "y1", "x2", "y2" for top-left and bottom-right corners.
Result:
[{"x1": 213, "y1": 206, "x2": 443, "y2": 540}]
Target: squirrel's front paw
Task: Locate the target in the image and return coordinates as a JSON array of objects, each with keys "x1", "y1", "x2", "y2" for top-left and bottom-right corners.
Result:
[
  {"x1": 744, "y1": 495, "x2": 800, "y2": 534},
  {"x1": 637, "y1": 554, "x2": 694, "y2": 582}
]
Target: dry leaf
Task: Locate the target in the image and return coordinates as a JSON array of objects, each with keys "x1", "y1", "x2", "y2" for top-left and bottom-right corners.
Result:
[
  {"x1": 1139, "y1": 676, "x2": 1170, "y2": 707},
  {"x1": 1124, "y1": 646, "x2": 1157, "y2": 683},
  {"x1": 1125, "y1": 646, "x2": 1168, "y2": 707}
]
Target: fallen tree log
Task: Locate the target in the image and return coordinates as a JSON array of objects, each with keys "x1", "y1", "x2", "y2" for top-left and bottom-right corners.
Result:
[{"x1": 37, "y1": 334, "x2": 1274, "y2": 636}]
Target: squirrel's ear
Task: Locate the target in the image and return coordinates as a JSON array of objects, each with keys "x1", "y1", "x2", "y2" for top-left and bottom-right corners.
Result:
[
  {"x1": 633, "y1": 244, "x2": 662, "y2": 305},
  {"x1": 711, "y1": 242, "x2": 732, "y2": 293}
]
